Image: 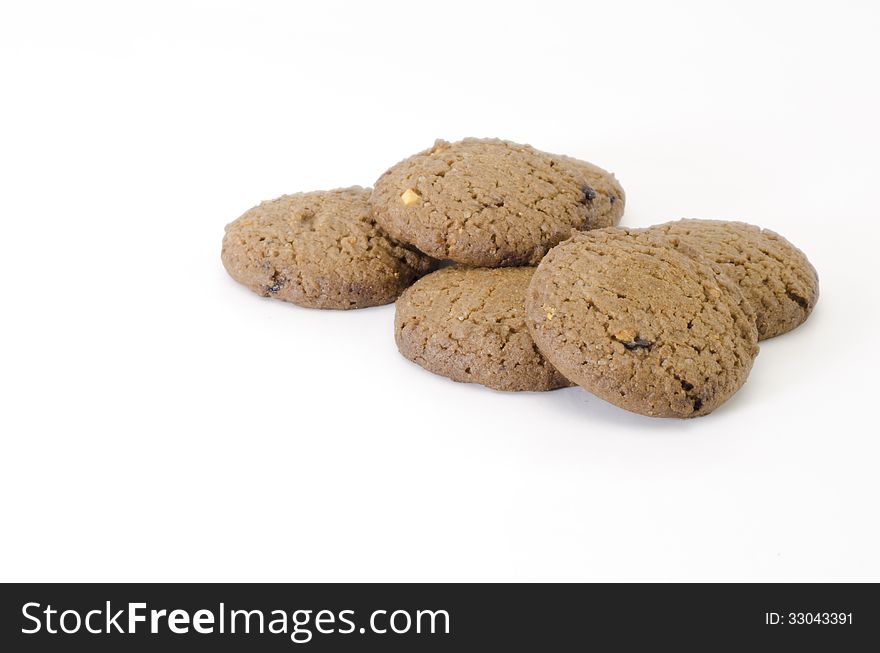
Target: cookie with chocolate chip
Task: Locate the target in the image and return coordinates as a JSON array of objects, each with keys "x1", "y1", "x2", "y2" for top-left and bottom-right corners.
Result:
[
  {"x1": 558, "y1": 154, "x2": 626, "y2": 230},
  {"x1": 370, "y1": 138, "x2": 625, "y2": 267},
  {"x1": 525, "y1": 228, "x2": 759, "y2": 417},
  {"x1": 395, "y1": 266, "x2": 571, "y2": 391},
  {"x1": 221, "y1": 187, "x2": 435, "y2": 309},
  {"x1": 647, "y1": 219, "x2": 818, "y2": 340}
]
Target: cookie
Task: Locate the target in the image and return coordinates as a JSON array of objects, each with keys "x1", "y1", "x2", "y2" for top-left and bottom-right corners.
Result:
[
  {"x1": 525, "y1": 228, "x2": 759, "y2": 417},
  {"x1": 395, "y1": 266, "x2": 571, "y2": 392},
  {"x1": 221, "y1": 187, "x2": 435, "y2": 309},
  {"x1": 558, "y1": 154, "x2": 626, "y2": 229},
  {"x1": 371, "y1": 138, "x2": 625, "y2": 267},
  {"x1": 647, "y1": 219, "x2": 818, "y2": 340}
]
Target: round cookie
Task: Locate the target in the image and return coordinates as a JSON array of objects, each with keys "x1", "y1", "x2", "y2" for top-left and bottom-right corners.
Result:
[
  {"x1": 371, "y1": 138, "x2": 625, "y2": 267},
  {"x1": 647, "y1": 219, "x2": 818, "y2": 340},
  {"x1": 221, "y1": 187, "x2": 435, "y2": 309},
  {"x1": 395, "y1": 267, "x2": 571, "y2": 392},
  {"x1": 525, "y1": 228, "x2": 759, "y2": 417}
]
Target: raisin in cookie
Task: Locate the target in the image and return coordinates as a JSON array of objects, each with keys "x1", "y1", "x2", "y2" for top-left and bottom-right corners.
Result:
[
  {"x1": 395, "y1": 266, "x2": 571, "y2": 391},
  {"x1": 371, "y1": 138, "x2": 624, "y2": 267},
  {"x1": 525, "y1": 228, "x2": 759, "y2": 417},
  {"x1": 647, "y1": 219, "x2": 818, "y2": 339},
  {"x1": 222, "y1": 187, "x2": 435, "y2": 309}
]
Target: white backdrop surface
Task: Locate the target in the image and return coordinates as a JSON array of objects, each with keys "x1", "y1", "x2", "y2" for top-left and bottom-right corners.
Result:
[{"x1": 1, "y1": 1, "x2": 878, "y2": 581}]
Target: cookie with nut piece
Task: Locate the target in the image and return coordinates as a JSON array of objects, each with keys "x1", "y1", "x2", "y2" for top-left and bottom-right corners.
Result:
[
  {"x1": 525, "y1": 227, "x2": 759, "y2": 417},
  {"x1": 647, "y1": 219, "x2": 819, "y2": 340},
  {"x1": 221, "y1": 187, "x2": 435, "y2": 309},
  {"x1": 395, "y1": 266, "x2": 571, "y2": 391},
  {"x1": 370, "y1": 138, "x2": 625, "y2": 267}
]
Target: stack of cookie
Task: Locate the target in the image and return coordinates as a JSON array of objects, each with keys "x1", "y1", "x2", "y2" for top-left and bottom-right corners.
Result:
[{"x1": 222, "y1": 138, "x2": 818, "y2": 418}]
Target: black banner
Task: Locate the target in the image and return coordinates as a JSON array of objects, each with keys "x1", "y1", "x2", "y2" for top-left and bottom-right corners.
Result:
[{"x1": 1, "y1": 583, "x2": 875, "y2": 650}]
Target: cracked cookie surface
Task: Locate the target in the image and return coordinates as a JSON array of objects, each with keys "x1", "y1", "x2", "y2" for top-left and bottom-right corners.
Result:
[
  {"x1": 371, "y1": 138, "x2": 625, "y2": 267},
  {"x1": 648, "y1": 219, "x2": 818, "y2": 340},
  {"x1": 395, "y1": 267, "x2": 571, "y2": 391},
  {"x1": 525, "y1": 228, "x2": 759, "y2": 417},
  {"x1": 221, "y1": 187, "x2": 435, "y2": 309}
]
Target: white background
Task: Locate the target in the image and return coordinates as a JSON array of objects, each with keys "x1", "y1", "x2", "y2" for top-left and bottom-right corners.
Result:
[{"x1": 2, "y1": 0, "x2": 879, "y2": 582}]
